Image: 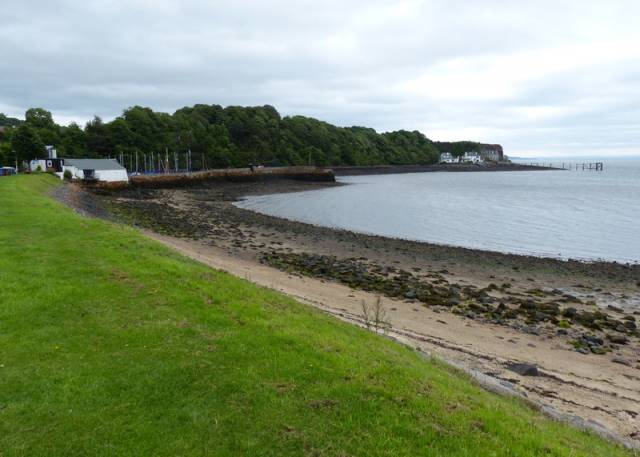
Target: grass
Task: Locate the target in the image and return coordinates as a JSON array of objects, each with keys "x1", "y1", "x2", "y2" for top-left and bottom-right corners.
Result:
[{"x1": 0, "y1": 174, "x2": 633, "y2": 456}]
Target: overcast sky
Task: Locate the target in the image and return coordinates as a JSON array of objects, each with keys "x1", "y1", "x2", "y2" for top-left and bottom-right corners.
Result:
[{"x1": 1, "y1": 1, "x2": 639, "y2": 157}]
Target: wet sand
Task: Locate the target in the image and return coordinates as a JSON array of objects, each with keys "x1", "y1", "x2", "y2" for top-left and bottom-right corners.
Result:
[{"x1": 55, "y1": 180, "x2": 640, "y2": 447}]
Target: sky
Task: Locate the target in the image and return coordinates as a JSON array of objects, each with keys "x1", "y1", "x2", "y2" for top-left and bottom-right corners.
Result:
[{"x1": 1, "y1": 0, "x2": 639, "y2": 157}]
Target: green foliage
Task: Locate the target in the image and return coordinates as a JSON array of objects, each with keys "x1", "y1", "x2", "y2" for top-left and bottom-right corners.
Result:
[
  {"x1": 10, "y1": 124, "x2": 45, "y2": 164},
  {"x1": 25, "y1": 107, "x2": 60, "y2": 146},
  {"x1": 25, "y1": 107, "x2": 55, "y2": 130},
  {"x1": 63, "y1": 169, "x2": 72, "y2": 180},
  {"x1": 0, "y1": 174, "x2": 631, "y2": 457},
  {"x1": 434, "y1": 141, "x2": 481, "y2": 158},
  {"x1": 0, "y1": 113, "x2": 22, "y2": 127},
  {"x1": 0, "y1": 105, "x2": 442, "y2": 168},
  {"x1": 0, "y1": 141, "x2": 11, "y2": 166},
  {"x1": 59, "y1": 122, "x2": 87, "y2": 158}
]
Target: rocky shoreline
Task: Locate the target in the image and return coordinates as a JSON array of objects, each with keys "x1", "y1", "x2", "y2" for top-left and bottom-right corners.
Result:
[
  {"x1": 55, "y1": 178, "x2": 640, "y2": 444},
  {"x1": 262, "y1": 251, "x2": 636, "y2": 349}
]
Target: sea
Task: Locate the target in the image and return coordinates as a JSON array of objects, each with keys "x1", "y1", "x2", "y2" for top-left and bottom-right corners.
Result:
[{"x1": 235, "y1": 157, "x2": 640, "y2": 264}]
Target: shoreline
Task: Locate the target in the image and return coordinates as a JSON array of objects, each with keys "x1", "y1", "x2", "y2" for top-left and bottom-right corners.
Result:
[
  {"x1": 233, "y1": 198, "x2": 638, "y2": 267},
  {"x1": 56, "y1": 178, "x2": 640, "y2": 445},
  {"x1": 228, "y1": 180, "x2": 640, "y2": 279},
  {"x1": 235, "y1": 170, "x2": 637, "y2": 267},
  {"x1": 333, "y1": 162, "x2": 561, "y2": 175}
]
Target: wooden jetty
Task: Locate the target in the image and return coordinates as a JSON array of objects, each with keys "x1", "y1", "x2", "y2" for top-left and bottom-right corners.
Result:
[{"x1": 526, "y1": 162, "x2": 604, "y2": 171}]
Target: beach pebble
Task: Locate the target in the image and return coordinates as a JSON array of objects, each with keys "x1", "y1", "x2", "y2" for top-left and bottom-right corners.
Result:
[
  {"x1": 404, "y1": 289, "x2": 417, "y2": 299},
  {"x1": 580, "y1": 334, "x2": 603, "y2": 346},
  {"x1": 507, "y1": 363, "x2": 539, "y2": 377},
  {"x1": 607, "y1": 334, "x2": 629, "y2": 345},
  {"x1": 612, "y1": 357, "x2": 631, "y2": 366}
]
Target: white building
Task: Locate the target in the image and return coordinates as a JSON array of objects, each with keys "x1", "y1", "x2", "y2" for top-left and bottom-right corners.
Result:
[
  {"x1": 439, "y1": 152, "x2": 456, "y2": 163},
  {"x1": 30, "y1": 159, "x2": 48, "y2": 172},
  {"x1": 30, "y1": 145, "x2": 61, "y2": 172},
  {"x1": 479, "y1": 148, "x2": 500, "y2": 162},
  {"x1": 59, "y1": 159, "x2": 129, "y2": 183},
  {"x1": 462, "y1": 151, "x2": 483, "y2": 164}
]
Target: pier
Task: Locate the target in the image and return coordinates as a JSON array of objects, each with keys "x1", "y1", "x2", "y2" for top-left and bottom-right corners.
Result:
[{"x1": 526, "y1": 162, "x2": 604, "y2": 171}]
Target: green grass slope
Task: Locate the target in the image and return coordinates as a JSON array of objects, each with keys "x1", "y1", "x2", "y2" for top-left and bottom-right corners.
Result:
[{"x1": 0, "y1": 175, "x2": 632, "y2": 456}]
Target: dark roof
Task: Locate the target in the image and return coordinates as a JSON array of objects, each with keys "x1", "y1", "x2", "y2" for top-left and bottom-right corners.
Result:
[{"x1": 64, "y1": 159, "x2": 126, "y2": 171}]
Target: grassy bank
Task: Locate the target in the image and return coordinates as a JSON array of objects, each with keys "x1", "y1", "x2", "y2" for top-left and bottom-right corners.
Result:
[{"x1": 0, "y1": 175, "x2": 632, "y2": 456}]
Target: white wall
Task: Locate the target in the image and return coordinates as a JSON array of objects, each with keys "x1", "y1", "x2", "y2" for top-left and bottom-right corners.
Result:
[
  {"x1": 29, "y1": 160, "x2": 48, "y2": 172},
  {"x1": 59, "y1": 165, "x2": 82, "y2": 180},
  {"x1": 95, "y1": 169, "x2": 128, "y2": 182},
  {"x1": 59, "y1": 166, "x2": 128, "y2": 182}
]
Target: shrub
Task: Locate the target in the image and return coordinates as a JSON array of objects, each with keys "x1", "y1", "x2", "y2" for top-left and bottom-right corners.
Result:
[
  {"x1": 36, "y1": 165, "x2": 42, "y2": 172},
  {"x1": 63, "y1": 169, "x2": 73, "y2": 181}
]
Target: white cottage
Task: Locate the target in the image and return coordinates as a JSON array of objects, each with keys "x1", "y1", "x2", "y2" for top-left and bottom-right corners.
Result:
[
  {"x1": 462, "y1": 151, "x2": 482, "y2": 164},
  {"x1": 59, "y1": 159, "x2": 128, "y2": 183},
  {"x1": 439, "y1": 153, "x2": 456, "y2": 164},
  {"x1": 479, "y1": 148, "x2": 500, "y2": 162}
]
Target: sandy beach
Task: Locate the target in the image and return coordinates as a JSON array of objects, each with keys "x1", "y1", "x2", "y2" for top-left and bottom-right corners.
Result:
[{"x1": 56, "y1": 179, "x2": 640, "y2": 446}]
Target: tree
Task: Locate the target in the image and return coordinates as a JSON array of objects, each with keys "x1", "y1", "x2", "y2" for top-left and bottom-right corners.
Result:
[
  {"x1": 0, "y1": 113, "x2": 21, "y2": 127},
  {"x1": 24, "y1": 107, "x2": 61, "y2": 146},
  {"x1": 85, "y1": 116, "x2": 112, "y2": 157},
  {"x1": 1, "y1": 103, "x2": 476, "y2": 169},
  {"x1": 11, "y1": 125, "x2": 45, "y2": 164},
  {"x1": 25, "y1": 108, "x2": 55, "y2": 130},
  {"x1": 0, "y1": 141, "x2": 11, "y2": 165},
  {"x1": 60, "y1": 123, "x2": 88, "y2": 158}
]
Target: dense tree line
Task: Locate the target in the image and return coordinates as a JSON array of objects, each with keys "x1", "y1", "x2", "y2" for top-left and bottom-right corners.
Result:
[
  {"x1": 433, "y1": 141, "x2": 504, "y2": 159},
  {"x1": 0, "y1": 105, "x2": 444, "y2": 169},
  {"x1": 433, "y1": 141, "x2": 482, "y2": 158}
]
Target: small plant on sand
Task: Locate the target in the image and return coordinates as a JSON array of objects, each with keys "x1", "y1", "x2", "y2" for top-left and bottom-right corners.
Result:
[{"x1": 360, "y1": 296, "x2": 391, "y2": 334}]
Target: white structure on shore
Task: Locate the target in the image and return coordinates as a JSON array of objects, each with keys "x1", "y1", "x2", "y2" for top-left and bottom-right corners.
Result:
[
  {"x1": 30, "y1": 159, "x2": 64, "y2": 172},
  {"x1": 479, "y1": 148, "x2": 500, "y2": 162},
  {"x1": 440, "y1": 151, "x2": 486, "y2": 164},
  {"x1": 439, "y1": 153, "x2": 456, "y2": 163},
  {"x1": 29, "y1": 145, "x2": 61, "y2": 172},
  {"x1": 58, "y1": 159, "x2": 129, "y2": 183},
  {"x1": 462, "y1": 151, "x2": 482, "y2": 164}
]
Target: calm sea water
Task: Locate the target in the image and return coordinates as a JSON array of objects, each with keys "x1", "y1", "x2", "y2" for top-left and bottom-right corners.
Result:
[{"x1": 235, "y1": 157, "x2": 640, "y2": 263}]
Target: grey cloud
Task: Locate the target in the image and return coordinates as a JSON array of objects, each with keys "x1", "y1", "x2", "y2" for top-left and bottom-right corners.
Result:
[{"x1": 1, "y1": 0, "x2": 639, "y2": 156}]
